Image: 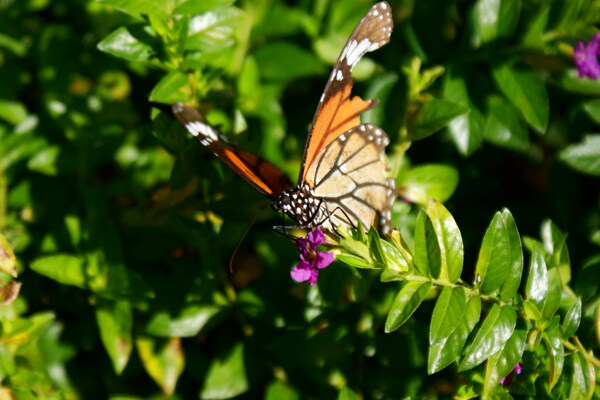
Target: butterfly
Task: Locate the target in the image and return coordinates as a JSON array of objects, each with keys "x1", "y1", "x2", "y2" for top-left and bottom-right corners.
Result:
[{"x1": 173, "y1": 1, "x2": 395, "y2": 234}]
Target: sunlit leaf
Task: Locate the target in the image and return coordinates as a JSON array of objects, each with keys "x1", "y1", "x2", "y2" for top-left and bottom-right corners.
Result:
[
  {"x1": 385, "y1": 281, "x2": 432, "y2": 332},
  {"x1": 200, "y1": 342, "x2": 249, "y2": 399},
  {"x1": 426, "y1": 199, "x2": 463, "y2": 283},
  {"x1": 136, "y1": 336, "x2": 185, "y2": 395},
  {"x1": 559, "y1": 134, "x2": 600, "y2": 176}
]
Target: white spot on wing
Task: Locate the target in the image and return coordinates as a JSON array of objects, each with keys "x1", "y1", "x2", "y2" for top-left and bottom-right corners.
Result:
[
  {"x1": 346, "y1": 38, "x2": 372, "y2": 71},
  {"x1": 335, "y1": 69, "x2": 344, "y2": 80}
]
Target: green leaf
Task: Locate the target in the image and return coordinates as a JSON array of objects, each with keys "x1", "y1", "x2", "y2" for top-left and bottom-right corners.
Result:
[
  {"x1": 408, "y1": 99, "x2": 469, "y2": 141},
  {"x1": 543, "y1": 320, "x2": 564, "y2": 390},
  {"x1": 1, "y1": 312, "x2": 55, "y2": 346},
  {"x1": 525, "y1": 242, "x2": 548, "y2": 310},
  {"x1": 475, "y1": 209, "x2": 523, "y2": 298},
  {"x1": 491, "y1": 63, "x2": 549, "y2": 134},
  {"x1": 559, "y1": 134, "x2": 600, "y2": 176},
  {"x1": 200, "y1": 342, "x2": 249, "y2": 399},
  {"x1": 98, "y1": 0, "x2": 168, "y2": 20},
  {"x1": 0, "y1": 233, "x2": 18, "y2": 277},
  {"x1": 185, "y1": 7, "x2": 243, "y2": 52},
  {"x1": 483, "y1": 327, "x2": 526, "y2": 394},
  {"x1": 459, "y1": 304, "x2": 517, "y2": 371},
  {"x1": 27, "y1": 145, "x2": 75, "y2": 176},
  {"x1": 567, "y1": 352, "x2": 595, "y2": 400},
  {"x1": 484, "y1": 95, "x2": 529, "y2": 151},
  {"x1": 173, "y1": 0, "x2": 235, "y2": 15},
  {"x1": 0, "y1": 99, "x2": 28, "y2": 125},
  {"x1": 385, "y1": 281, "x2": 432, "y2": 332},
  {"x1": 443, "y1": 69, "x2": 485, "y2": 155},
  {"x1": 368, "y1": 228, "x2": 386, "y2": 267},
  {"x1": 145, "y1": 304, "x2": 226, "y2": 337},
  {"x1": 96, "y1": 299, "x2": 133, "y2": 375},
  {"x1": 149, "y1": 70, "x2": 189, "y2": 103},
  {"x1": 413, "y1": 209, "x2": 438, "y2": 277},
  {"x1": 97, "y1": 24, "x2": 157, "y2": 62},
  {"x1": 471, "y1": 0, "x2": 520, "y2": 46},
  {"x1": 559, "y1": 69, "x2": 600, "y2": 95},
  {"x1": 542, "y1": 266, "x2": 561, "y2": 319},
  {"x1": 561, "y1": 298, "x2": 582, "y2": 338},
  {"x1": 338, "y1": 387, "x2": 360, "y2": 400},
  {"x1": 363, "y1": 72, "x2": 399, "y2": 127},
  {"x1": 428, "y1": 289, "x2": 481, "y2": 374},
  {"x1": 136, "y1": 336, "x2": 184, "y2": 395},
  {"x1": 380, "y1": 240, "x2": 410, "y2": 281},
  {"x1": 254, "y1": 42, "x2": 322, "y2": 82},
  {"x1": 426, "y1": 199, "x2": 463, "y2": 283},
  {"x1": 30, "y1": 254, "x2": 87, "y2": 289},
  {"x1": 498, "y1": 209, "x2": 523, "y2": 300},
  {"x1": 398, "y1": 164, "x2": 459, "y2": 205},
  {"x1": 265, "y1": 381, "x2": 300, "y2": 400},
  {"x1": 582, "y1": 100, "x2": 600, "y2": 125}
]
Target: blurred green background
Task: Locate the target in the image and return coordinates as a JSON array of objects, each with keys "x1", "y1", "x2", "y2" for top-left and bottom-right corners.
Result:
[{"x1": 0, "y1": 0, "x2": 599, "y2": 398}]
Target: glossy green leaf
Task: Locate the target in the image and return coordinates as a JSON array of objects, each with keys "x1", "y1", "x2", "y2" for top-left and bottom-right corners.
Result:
[
  {"x1": 98, "y1": 0, "x2": 168, "y2": 19},
  {"x1": 185, "y1": 7, "x2": 243, "y2": 52},
  {"x1": 491, "y1": 63, "x2": 549, "y2": 134},
  {"x1": 408, "y1": 99, "x2": 469, "y2": 141},
  {"x1": 543, "y1": 320, "x2": 564, "y2": 390},
  {"x1": 568, "y1": 352, "x2": 595, "y2": 400},
  {"x1": 398, "y1": 164, "x2": 459, "y2": 205},
  {"x1": 368, "y1": 228, "x2": 386, "y2": 267},
  {"x1": 380, "y1": 240, "x2": 410, "y2": 281},
  {"x1": 475, "y1": 209, "x2": 523, "y2": 298},
  {"x1": 542, "y1": 266, "x2": 561, "y2": 319},
  {"x1": 336, "y1": 253, "x2": 374, "y2": 269},
  {"x1": 562, "y1": 298, "x2": 582, "y2": 338},
  {"x1": 413, "y1": 209, "x2": 438, "y2": 277},
  {"x1": 559, "y1": 134, "x2": 600, "y2": 176},
  {"x1": 254, "y1": 42, "x2": 322, "y2": 82},
  {"x1": 471, "y1": 0, "x2": 519, "y2": 46},
  {"x1": 97, "y1": 24, "x2": 157, "y2": 62},
  {"x1": 30, "y1": 254, "x2": 87, "y2": 289},
  {"x1": 149, "y1": 70, "x2": 189, "y2": 103},
  {"x1": 459, "y1": 304, "x2": 516, "y2": 371},
  {"x1": 200, "y1": 342, "x2": 249, "y2": 399},
  {"x1": 484, "y1": 95, "x2": 529, "y2": 151},
  {"x1": 426, "y1": 199, "x2": 463, "y2": 283},
  {"x1": 525, "y1": 242, "x2": 548, "y2": 309},
  {"x1": 385, "y1": 281, "x2": 432, "y2": 332},
  {"x1": 443, "y1": 70, "x2": 485, "y2": 155},
  {"x1": 145, "y1": 304, "x2": 226, "y2": 337},
  {"x1": 498, "y1": 210, "x2": 523, "y2": 300},
  {"x1": 483, "y1": 327, "x2": 526, "y2": 394},
  {"x1": 136, "y1": 336, "x2": 184, "y2": 395},
  {"x1": 173, "y1": 0, "x2": 235, "y2": 15},
  {"x1": 582, "y1": 99, "x2": 600, "y2": 125},
  {"x1": 96, "y1": 299, "x2": 133, "y2": 375},
  {"x1": 338, "y1": 387, "x2": 360, "y2": 400},
  {"x1": 429, "y1": 289, "x2": 481, "y2": 374},
  {"x1": 0, "y1": 233, "x2": 18, "y2": 277}
]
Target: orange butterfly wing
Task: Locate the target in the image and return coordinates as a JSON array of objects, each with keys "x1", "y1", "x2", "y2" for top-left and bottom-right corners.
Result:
[
  {"x1": 299, "y1": 1, "x2": 394, "y2": 186},
  {"x1": 172, "y1": 103, "x2": 292, "y2": 199}
]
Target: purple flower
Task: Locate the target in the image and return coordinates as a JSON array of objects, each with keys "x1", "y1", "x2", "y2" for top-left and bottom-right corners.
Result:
[
  {"x1": 574, "y1": 33, "x2": 600, "y2": 79},
  {"x1": 290, "y1": 228, "x2": 334, "y2": 286},
  {"x1": 500, "y1": 362, "x2": 523, "y2": 386}
]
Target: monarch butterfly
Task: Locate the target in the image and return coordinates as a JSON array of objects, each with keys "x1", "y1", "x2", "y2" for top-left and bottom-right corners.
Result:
[{"x1": 173, "y1": 1, "x2": 395, "y2": 234}]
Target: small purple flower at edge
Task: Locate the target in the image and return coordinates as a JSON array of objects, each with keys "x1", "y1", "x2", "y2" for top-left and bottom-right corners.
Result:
[
  {"x1": 574, "y1": 33, "x2": 600, "y2": 80},
  {"x1": 499, "y1": 362, "x2": 523, "y2": 386},
  {"x1": 290, "y1": 227, "x2": 335, "y2": 286}
]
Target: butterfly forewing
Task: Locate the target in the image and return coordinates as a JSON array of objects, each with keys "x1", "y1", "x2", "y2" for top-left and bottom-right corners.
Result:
[
  {"x1": 299, "y1": 1, "x2": 394, "y2": 185},
  {"x1": 172, "y1": 103, "x2": 292, "y2": 198}
]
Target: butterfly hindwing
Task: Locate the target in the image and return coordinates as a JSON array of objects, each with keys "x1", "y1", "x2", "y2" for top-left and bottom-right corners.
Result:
[
  {"x1": 304, "y1": 123, "x2": 395, "y2": 233},
  {"x1": 172, "y1": 103, "x2": 292, "y2": 199},
  {"x1": 299, "y1": 1, "x2": 394, "y2": 186}
]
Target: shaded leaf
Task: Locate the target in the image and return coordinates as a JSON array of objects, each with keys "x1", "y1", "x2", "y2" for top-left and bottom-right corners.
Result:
[
  {"x1": 492, "y1": 63, "x2": 548, "y2": 133},
  {"x1": 562, "y1": 298, "x2": 582, "y2": 338},
  {"x1": 484, "y1": 95, "x2": 529, "y2": 151},
  {"x1": 97, "y1": 24, "x2": 157, "y2": 62},
  {"x1": 96, "y1": 299, "x2": 133, "y2": 375},
  {"x1": 254, "y1": 42, "x2": 322, "y2": 82},
  {"x1": 398, "y1": 164, "x2": 459, "y2": 205},
  {"x1": 408, "y1": 99, "x2": 469, "y2": 141},
  {"x1": 559, "y1": 134, "x2": 600, "y2": 176},
  {"x1": 544, "y1": 320, "x2": 564, "y2": 390},
  {"x1": 98, "y1": 0, "x2": 168, "y2": 19},
  {"x1": 483, "y1": 327, "x2": 526, "y2": 394},
  {"x1": 145, "y1": 304, "x2": 227, "y2": 337},
  {"x1": 30, "y1": 254, "x2": 87, "y2": 289}
]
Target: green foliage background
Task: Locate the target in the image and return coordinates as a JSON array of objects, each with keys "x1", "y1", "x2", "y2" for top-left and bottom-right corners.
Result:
[{"x1": 0, "y1": 0, "x2": 599, "y2": 399}]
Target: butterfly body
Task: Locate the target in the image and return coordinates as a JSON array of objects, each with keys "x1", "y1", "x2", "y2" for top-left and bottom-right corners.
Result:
[{"x1": 173, "y1": 1, "x2": 395, "y2": 234}]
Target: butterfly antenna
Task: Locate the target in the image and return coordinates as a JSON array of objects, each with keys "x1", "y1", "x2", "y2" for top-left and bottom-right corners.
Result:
[{"x1": 229, "y1": 204, "x2": 269, "y2": 273}]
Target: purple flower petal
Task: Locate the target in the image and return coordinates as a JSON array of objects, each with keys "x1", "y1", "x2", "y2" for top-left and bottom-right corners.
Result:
[
  {"x1": 309, "y1": 269, "x2": 320, "y2": 286},
  {"x1": 574, "y1": 34, "x2": 600, "y2": 80},
  {"x1": 290, "y1": 263, "x2": 312, "y2": 282},
  {"x1": 314, "y1": 251, "x2": 335, "y2": 269},
  {"x1": 514, "y1": 362, "x2": 523, "y2": 375},
  {"x1": 306, "y1": 227, "x2": 326, "y2": 247},
  {"x1": 295, "y1": 237, "x2": 309, "y2": 256}
]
